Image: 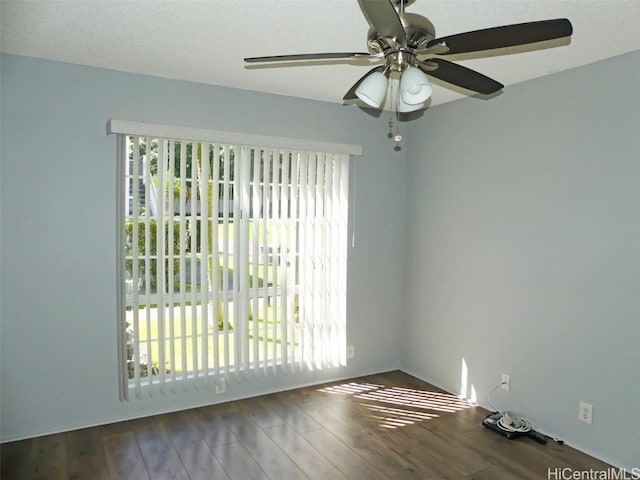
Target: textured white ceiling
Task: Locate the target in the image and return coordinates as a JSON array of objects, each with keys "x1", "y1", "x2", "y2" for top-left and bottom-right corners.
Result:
[{"x1": 2, "y1": 0, "x2": 639, "y2": 108}]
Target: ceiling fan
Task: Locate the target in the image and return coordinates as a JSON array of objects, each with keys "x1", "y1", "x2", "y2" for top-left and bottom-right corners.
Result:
[{"x1": 244, "y1": 0, "x2": 573, "y2": 112}]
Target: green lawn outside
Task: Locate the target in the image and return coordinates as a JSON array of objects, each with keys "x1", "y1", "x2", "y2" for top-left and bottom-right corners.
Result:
[
  {"x1": 127, "y1": 219, "x2": 300, "y2": 378},
  {"x1": 128, "y1": 296, "x2": 298, "y2": 377}
]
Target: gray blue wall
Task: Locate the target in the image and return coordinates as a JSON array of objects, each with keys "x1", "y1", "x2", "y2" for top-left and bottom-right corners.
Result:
[
  {"x1": 0, "y1": 54, "x2": 406, "y2": 441},
  {"x1": 2, "y1": 50, "x2": 639, "y2": 470},
  {"x1": 402, "y1": 51, "x2": 640, "y2": 470}
]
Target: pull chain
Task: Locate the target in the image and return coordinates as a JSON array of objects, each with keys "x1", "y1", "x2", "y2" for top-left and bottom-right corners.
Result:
[
  {"x1": 385, "y1": 77, "x2": 403, "y2": 147},
  {"x1": 393, "y1": 81, "x2": 402, "y2": 144}
]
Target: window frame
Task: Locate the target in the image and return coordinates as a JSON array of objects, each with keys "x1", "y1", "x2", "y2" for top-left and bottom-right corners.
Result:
[{"x1": 110, "y1": 119, "x2": 361, "y2": 400}]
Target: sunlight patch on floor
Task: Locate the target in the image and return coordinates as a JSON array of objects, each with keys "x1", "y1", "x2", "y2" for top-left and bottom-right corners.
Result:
[
  {"x1": 360, "y1": 403, "x2": 440, "y2": 429},
  {"x1": 318, "y1": 381, "x2": 474, "y2": 429},
  {"x1": 319, "y1": 382, "x2": 383, "y2": 395},
  {"x1": 356, "y1": 386, "x2": 473, "y2": 413}
]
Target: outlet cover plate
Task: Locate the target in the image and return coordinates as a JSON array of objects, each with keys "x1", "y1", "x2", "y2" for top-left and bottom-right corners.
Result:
[
  {"x1": 215, "y1": 381, "x2": 226, "y2": 395},
  {"x1": 579, "y1": 401, "x2": 593, "y2": 424}
]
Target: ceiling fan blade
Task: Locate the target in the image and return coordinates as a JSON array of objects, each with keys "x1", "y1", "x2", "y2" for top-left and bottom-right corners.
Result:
[
  {"x1": 420, "y1": 59, "x2": 503, "y2": 95},
  {"x1": 244, "y1": 52, "x2": 376, "y2": 63},
  {"x1": 343, "y1": 66, "x2": 386, "y2": 101},
  {"x1": 427, "y1": 18, "x2": 573, "y2": 55},
  {"x1": 358, "y1": 0, "x2": 407, "y2": 47}
]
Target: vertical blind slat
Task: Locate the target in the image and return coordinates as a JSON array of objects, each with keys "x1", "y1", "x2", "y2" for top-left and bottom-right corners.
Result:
[
  {"x1": 199, "y1": 142, "x2": 210, "y2": 384},
  {"x1": 250, "y1": 149, "x2": 261, "y2": 374},
  {"x1": 279, "y1": 150, "x2": 290, "y2": 372},
  {"x1": 221, "y1": 145, "x2": 231, "y2": 379},
  {"x1": 211, "y1": 144, "x2": 220, "y2": 382},
  {"x1": 324, "y1": 155, "x2": 334, "y2": 367},
  {"x1": 130, "y1": 136, "x2": 142, "y2": 398},
  {"x1": 178, "y1": 140, "x2": 188, "y2": 390},
  {"x1": 238, "y1": 147, "x2": 251, "y2": 377},
  {"x1": 270, "y1": 148, "x2": 279, "y2": 375},
  {"x1": 273, "y1": 150, "x2": 282, "y2": 370},
  {"x1": 143, "y1": 137, "x2": 153, "y2": 395},
  {"x1": 261, "y1": 151, "x2": 270, "y2": 374},
  {"x1": 116, "y1": 134, "x2": 128, "y2": 401},
  {"x1": 291, "y1": 152, "x2": 306, "y2": 371},
  {"x1": 167, "y1": 140, "x2": 177, "y2": 390},
  {"x1": 299, "y1": 153, "x2": 309, "y2": 370},
  {"x1": 232, "y1": 146, "x2": 242, "y2": 382},
  {"x1": 156, "y1": 139, "x2": 166, "y2": 392},
  {"x1": 289, "y1": 152, "x2": 300, "y2": 372},
  {"x1": 190, "y1": 142, "x2": 199, "y2": 385}
]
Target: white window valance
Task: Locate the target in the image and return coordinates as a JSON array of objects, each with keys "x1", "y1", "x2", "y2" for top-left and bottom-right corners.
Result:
[{"x1": 107, "y1": 119, "x2": 363, "y2": 156}]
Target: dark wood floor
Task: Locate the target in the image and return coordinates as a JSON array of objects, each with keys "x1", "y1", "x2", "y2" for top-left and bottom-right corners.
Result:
[{"x1": 1, "y1": 370, "x2": 611, "y2": 479}]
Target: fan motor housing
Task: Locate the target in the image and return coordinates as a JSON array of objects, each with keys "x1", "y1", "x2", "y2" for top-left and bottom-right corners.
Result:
[{"x1": 366, "y1": 12, "x2": 436, "y2": 55}]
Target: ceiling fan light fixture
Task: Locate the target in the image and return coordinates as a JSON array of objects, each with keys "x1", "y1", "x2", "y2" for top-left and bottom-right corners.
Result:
[
  {"x1": 355, "y1": 71, "x2": 388, "y2": 108},
  {"x1": 400, "y1": 66, "x2": 432, "y2": 104},
  {"x1": 397, "y1": 94, "x2": 424, "y2": 113},
  {"x1": 245, "y1": 2, "x2": 574, "y2": 120}
]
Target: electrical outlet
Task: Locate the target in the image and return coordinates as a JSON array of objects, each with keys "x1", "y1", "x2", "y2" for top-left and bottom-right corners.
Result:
[
  {"x1": 347, "y1": 345, "x2": 355, "y2": 359},
  {"x1": 579, "y1": 401, "x2": 593, "y2": 424},
  {"x1": 501, "y1": 374, "x2": 511, "y2": 391},
  {"x1": 215, "y1": 380, "x2": 226, "y2": 395}
]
